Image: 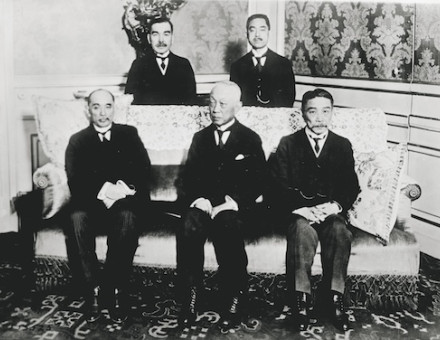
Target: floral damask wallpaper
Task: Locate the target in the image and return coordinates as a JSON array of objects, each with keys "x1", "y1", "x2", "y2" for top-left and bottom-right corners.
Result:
[
  {"x1": 172, "y1": 0, "x2": 248, "y2": 74},
  {"x1": 285, "y1": 1, "x2": 440, "y2": 84},
  {"x1": 285, "y1": 1, "x2": 414, "y2": 81},
  {"x1": 413, "y1": 4, "x2": 440, "y2": 83}
]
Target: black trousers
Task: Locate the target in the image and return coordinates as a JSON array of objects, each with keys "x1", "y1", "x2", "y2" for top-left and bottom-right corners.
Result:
[
  {"x1": 176, "y1": 208, "x2": 248, "y2": 295},
  {"x1": 286, "y1": 214, "x2": 352, "y2": 295},
  {"x1": 67, "y1": 199, "x2": 140, "y2": 293}
]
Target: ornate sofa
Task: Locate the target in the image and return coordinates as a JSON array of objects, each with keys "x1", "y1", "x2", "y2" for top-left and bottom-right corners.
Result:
[{"x1": 20, "y1": 96, "x2": 421, "y2": 311}]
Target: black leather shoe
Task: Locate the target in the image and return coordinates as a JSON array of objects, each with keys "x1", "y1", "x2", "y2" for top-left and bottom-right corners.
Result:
[
  {"x1": 179, "y1": 286, "x2": 198, "y2": 326},
  {"x1": 292, "y1": 292, "x2": 310, "y2": 331},
  {"x1": 85, "y1": 286, "x2": 101, "y2": 323},
  {"x1": 331, "y1": 291, "x2": 350, "y2": 332},
  {"x1": 220, "y1": 292, "x2": 243, "y2": 328},
  {"x1": 109, "y1": 288, "x2": 128, "y2": 324}
]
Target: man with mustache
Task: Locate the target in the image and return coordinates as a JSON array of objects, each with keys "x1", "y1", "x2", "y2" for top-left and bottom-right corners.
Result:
[
  {"x1": 269, "y1": 88, "x2": 359, "y2": 332},
  {"x1": 230, "y1": 14, "x2": 295, "y2": 107},
  {"x1": 125, "y1": 17, "x2": 196, "y2": 105},
  {"x1": 65, "y1": 89, "x2": 151, "y2": 323}
]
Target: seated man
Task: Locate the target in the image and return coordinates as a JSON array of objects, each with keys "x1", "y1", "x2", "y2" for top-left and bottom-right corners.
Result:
[
  {"x1": 269, "y1": 88, "x2": 359, "y2": 331},
  {"x1": 65, "y1": 89, "x2": 151, "y2": 323},
  {"x1": 176, "y1": 81, "x2": 267, "y2": 327}
]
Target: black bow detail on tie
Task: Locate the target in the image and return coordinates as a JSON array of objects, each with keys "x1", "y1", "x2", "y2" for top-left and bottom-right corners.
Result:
[
  {"x1": 156, "y1": 56, "x2": 168, "y2": 70},
  {"x1": 313, "y1": 137, "x2": 321, "y2": 153},
  {"x1": 216, "y1": 129, "x2": 230, "y2": 149},
  {"x1": 98, "y1": 129, "x2": 111, "y2": 142},
  {"x1": 254, "y1": 53, "x2": 267, "y2": 73}
]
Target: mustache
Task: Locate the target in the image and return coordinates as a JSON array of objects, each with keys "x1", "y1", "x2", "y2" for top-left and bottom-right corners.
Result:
[{"x1": 155, "y1": 43, "x2": 168, "y2": 47}]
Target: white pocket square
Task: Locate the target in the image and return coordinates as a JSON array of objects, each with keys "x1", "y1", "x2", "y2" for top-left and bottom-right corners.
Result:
[{"x1": 235, "y1": 154, "x2": 245, "y2": 160}]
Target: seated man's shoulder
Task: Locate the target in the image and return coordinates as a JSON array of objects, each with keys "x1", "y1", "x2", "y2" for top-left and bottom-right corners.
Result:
[{"x1": 236, "y1": 122, "x2": 263, "y2": 141}]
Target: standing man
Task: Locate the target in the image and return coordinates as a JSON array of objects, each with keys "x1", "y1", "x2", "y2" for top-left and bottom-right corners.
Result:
[
  {"x1": 125, "y1": 17, "x2": 196, "y2": 105},
  {"x1": 177, "y1": 81, "x2": 267, "y2": 328},
  {"x1": 269, "y1": 89, "x2": 359, "y2": 331},
  {"x1": 65, "y1": 89, "x2": 151, "y2": 323},
  {"x1": 230, "y1": 14, "x2": 295, "y2": 107}
]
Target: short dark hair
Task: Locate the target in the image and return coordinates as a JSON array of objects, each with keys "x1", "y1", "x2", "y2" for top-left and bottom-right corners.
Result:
[
  {"x1": 301, "y1": 88, "x2": 334, "y2": 113},
  {"x1": 87, "y1": 89, "x2": 115, "y2": 105},
  {"x1": 148, "y1": 17, "x2": 173, "y2": 33},
  {"x1": 246, "y1": 14, "x2": 270, "y2": 31}
]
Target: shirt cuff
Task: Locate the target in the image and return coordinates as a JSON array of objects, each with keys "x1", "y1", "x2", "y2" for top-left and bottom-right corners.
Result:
[{"x1": 190, "y1": 197, "x2": 206, "y2": 208}]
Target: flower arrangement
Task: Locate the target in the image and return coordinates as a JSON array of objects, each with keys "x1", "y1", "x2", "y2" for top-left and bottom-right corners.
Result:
[{"x1": 122, "y1": 0, "x2": 188, "y2": 57}]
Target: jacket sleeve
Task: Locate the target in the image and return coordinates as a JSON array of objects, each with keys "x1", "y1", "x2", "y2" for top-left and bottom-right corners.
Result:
[
  {"x1": 227, "y1": 135, "x2": 267, "y2": 209},
  {"x1": 276, "y1": 59, "x2": 295, "y2": 107},
  {"x1": 182, "y1": 60, "x2": 197, "y2": 105},
  {"x1": 127, "y1": 127, "x2": 151, "y2": 202},
  {"x1": 269, "y1": 136, "x2": 317, "y2": 211},
  {"x1": 334, "y1": 139, "x2": 359, "y2": 212},
  {"x1": 65, "y1": 135, "x2": 102, "y2": 206},
  {"x1": 181, "y1": 133, "x2": 204, "y2": 205},
  {"x1": 125, "y1": 59, "x2": 140, "y2": 96}
]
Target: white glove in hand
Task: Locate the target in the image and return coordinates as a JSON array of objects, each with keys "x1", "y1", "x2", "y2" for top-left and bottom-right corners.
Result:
[
  {"x1": 97, "y1": 180, "x2": 136, "y2": 209},
  {"x1": 192, "y1": 198, "x2": 213, "y2": 215},
  {"x1": 211, "y1": 195, "x2": 238, "y2": 219}
]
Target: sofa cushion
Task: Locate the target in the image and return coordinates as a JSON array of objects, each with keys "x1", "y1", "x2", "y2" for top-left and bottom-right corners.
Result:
[
  {"x1": 348, "y1": 144, "x2": 407, "y2": 244},
  {"x1": 34, "y1": 94, "x2": 132, "y2": 167}
]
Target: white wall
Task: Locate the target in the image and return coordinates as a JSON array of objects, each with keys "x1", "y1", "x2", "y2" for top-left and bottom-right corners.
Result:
[{"x1": 2, "y1": 0, "x2": 440, "y2": 260}]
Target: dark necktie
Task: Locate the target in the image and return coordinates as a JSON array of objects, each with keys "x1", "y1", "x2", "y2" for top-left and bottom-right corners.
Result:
[
  {"x1": 313, "y1": 137, "x2": 321, "y2": 154},
  {"x1": 98, "y1": 130, "x2": 111, "y2": 143},
  {"x1": 254, "y1": 54, "x2": 266, "y2": 73},
  {"x1": 217, "y1": 130, "x2": 226, "y2": 149},
  {"x1": 157, "y1": 57, "x2": 167, "y2": 71}
]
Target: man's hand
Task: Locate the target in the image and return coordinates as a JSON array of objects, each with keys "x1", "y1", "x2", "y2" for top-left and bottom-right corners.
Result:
[
  {"x1": 211, "y1": 196, "x2": 238, "y2": 219},
  {"x1": 106, "y1": 183, "x2": 127, "y2": 200},
  {"x1": 192, "y1": 198, "x2": 213, "y2": 215},
  {"x1": 293, "y1": 201, "x2": 342, "y2": 224}
]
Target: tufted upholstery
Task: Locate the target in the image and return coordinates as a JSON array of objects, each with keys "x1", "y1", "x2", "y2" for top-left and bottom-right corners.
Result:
[{"x1": 31, "y1": 98, "x2": 420, "y2": 278}]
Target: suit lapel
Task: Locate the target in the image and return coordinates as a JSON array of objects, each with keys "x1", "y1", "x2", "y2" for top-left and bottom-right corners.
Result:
[
  {"x1": 317, "y1": 130, "x2": 335, "y2": 160},
  {"x1": 299, "y1": 129, "x2": 316, "y2": 160},
  {"x1": 221, "y1": 121, "x2": 241, "y2": 152}
]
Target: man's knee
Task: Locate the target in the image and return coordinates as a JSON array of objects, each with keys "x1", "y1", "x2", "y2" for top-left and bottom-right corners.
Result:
[
  {"x1": 70, "y1": 210, "x2": 89, "y2": 230},
  {"x1": 287, "y1": 215, "x2": 317, "y2": 244},
  {"x1": 327, "y1": 215, "x2": 353, "y2": 243},
  {"x1": 212, "y1": 210, "x2": 240, "y2": 232},
  {"x1": 114, "y1": 209, "x2": 138, "y2": 236},
  {"x1": 181, "y1": 208, "x2": 209, "y2": 236}
]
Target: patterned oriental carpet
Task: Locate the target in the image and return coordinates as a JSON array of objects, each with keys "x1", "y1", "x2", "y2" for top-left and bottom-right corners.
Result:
[{"x1": 1, "y1": 256, "x2": 440, "y2": 340}]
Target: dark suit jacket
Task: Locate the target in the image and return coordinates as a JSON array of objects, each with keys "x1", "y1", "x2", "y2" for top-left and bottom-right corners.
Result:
[
  {"x1": 65, "y1": 124, "x2": 151, "y2": 211},
  {"x1": 230, "y1": 49, "x2": 295, "y2": 107},
  {"x1": 125, "y1": 51, "x2": 196, "y2": 105},
  {"x1": 181, "y1": 121, "x2": 267, "y2": 211},
  {"x1": 269, "y1": 129, "x2": 359, "y2": 215}
]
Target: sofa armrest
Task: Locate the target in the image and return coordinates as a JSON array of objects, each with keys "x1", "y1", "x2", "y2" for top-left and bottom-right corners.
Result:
[
  {"x1": 401, "y1": 183, "x2": 422, "y2": 201},
  {"x1": 400, "y1": 173, "x2": 421, "y2": 201},
  {"x1": 33, "y1": 163, "x2": 71, "y2": 219}
]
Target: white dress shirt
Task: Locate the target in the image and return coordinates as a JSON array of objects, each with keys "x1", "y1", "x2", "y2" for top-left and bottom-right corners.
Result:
[
  {"x1": 305, "y1": 127, "x2": 328, "y2": 157},
  {"x1": 155, "y1": 51, "x2": 170, "y2": 75},
  {"x1": 94, "y1": 124, "x2": 112, "y2": 142},
  {"x1": 251, "y1": 46, "x2": 268, "y2": 67}
]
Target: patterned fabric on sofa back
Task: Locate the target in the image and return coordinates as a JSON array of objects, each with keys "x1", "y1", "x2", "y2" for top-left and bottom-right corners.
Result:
[{"x1": 34, "y1": 96, "x2": 389, "y2": 203}]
